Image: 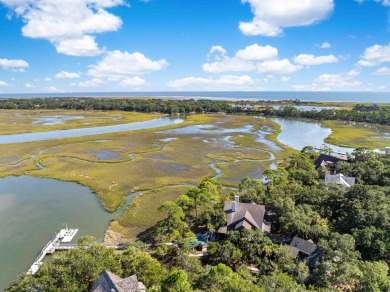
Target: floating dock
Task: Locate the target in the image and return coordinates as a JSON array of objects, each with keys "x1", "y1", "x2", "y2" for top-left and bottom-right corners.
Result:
[{"x1": 28, "y1": 228, "x2": 78, "y2": 275}]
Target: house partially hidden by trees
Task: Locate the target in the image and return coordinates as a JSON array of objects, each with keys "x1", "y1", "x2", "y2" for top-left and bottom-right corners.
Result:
[
  {"x1": 315, "y1": 154, "x2": 348, "y2": 172},
  {"x1": 92, "y1": 270, "x2": 146, "y2": 292},
  {"x1": 289, "y1": 236, "x2": 320, "y2": 268},
  {"x1": 325, "y1": 173, "x2": 355, "y2": 187},
  {"x1": 218, "y1": 196, "x2": 271, "y2": 234}
]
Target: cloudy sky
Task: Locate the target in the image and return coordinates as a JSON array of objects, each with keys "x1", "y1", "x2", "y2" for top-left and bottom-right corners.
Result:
[{"x1": 0, "y1": 0, "x2": 389, "y2": 93}]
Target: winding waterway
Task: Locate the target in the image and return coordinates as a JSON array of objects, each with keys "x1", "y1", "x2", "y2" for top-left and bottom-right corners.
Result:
[
  {"x1": 0, "y1": 117, "x2": 184, "y2": 144},
  {"x1": 0, "y1": 115, "x2": 353, "y2": 289}
]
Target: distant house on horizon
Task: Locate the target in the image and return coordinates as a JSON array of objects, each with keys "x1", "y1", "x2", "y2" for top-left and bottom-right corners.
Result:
[
  {"x1": 218, "y1": 196, "x2": 271, "y2": 234},
  {"x1": 325, "y1": 173, "x2": 355, "y2": 187},
  {"x1": 91, "y1": 270, "x2": 146, "y2": 292}
]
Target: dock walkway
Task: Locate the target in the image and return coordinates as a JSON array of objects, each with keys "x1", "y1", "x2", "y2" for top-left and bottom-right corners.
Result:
[
  {"x1": 28, "y1": 228, "x2": 125, "y2": 275},
  {"x1": 28, "y1": 228, "x2": 78, "y2": 275}
]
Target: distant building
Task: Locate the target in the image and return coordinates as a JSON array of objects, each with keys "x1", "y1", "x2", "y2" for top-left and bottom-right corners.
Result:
[
  {"x1": 325, "y1": 173, "x2": 355, "y2": 187},
  {"x1": 315, "y1": 154, "x2": 348, "y2": 172},
  {"x1": 92, "y1": 270, "x2": 146, "y2": 292},
  {"x1": 290, "y1": 236, "x2": 321, "y2": 268},
  {"x1": 218, "y1": 196, "x2": 271, "y2": 234}
]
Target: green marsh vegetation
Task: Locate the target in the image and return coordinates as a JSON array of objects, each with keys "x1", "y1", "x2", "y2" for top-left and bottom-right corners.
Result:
[
  {"x1": 0, "y1": 110, "x2": 162, "y2": 134},
  {"x1": 0, "y1": 111, "x2": 290, "y2": 240},
  {"x1": 323, "y1": 120, "x2": 390, "y2": 149},
  {"x1": 9, "y1": 150, "x2": 390, "y2": 291}
]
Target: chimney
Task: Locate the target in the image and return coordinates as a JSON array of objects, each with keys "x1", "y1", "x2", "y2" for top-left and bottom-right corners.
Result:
[
  {"x1": 234, "y1": 195, "x2": 240, "y2": 203},
  {"x1": 232, "y1": 201, "x2": 236, "y2": 212}
]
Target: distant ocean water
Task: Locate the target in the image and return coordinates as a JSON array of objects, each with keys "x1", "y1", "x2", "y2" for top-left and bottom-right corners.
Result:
[{"x1": 0, "y1": 91, "x2": 389, "y2": 103}]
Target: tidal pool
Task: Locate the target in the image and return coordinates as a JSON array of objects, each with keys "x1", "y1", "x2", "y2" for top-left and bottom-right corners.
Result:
[
  {"x1": 0, "y1": 176, "x2": 113, "y2": 290},
  {"x1": 32, "y1": 115, "x2": 85, "y2": 126}
]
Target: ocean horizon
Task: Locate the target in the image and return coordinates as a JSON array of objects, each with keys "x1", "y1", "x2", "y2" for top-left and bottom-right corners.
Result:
[{"x1": 0, "y1": 91, "x2": 389, "y2": 103}]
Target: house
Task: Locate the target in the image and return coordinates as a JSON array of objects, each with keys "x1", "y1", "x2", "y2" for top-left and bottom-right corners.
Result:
[
  {"x1": 91, "y1": 270, "x2": 146, "y2": 292},
  {"x1": 218, "y1": 196, "x2": 271, "y2": 234},
  {"x1": 325, "y1": 173, "x2": 355, "y2": 187},
  {"x1": 290, "y1": 236, "x2": 321, "y2": 268},
  {"x1": 314, "y1": 154, "x2": 348, "y2": 172}
]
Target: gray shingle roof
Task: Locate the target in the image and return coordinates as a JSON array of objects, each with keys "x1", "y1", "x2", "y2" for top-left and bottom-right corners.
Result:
[
  {"x1": 218, "y1": 201, "x2": 268, "y2": 233},
  {"x1": 325, "y1": 173, "x2": 355, "y2": 187},
  {"x1": 290, "y1": 236, "x2": 317, "y2": 256},
  {"x1": 91, "y1": 270, "x2": 145, "y2": 292},
  {"x1": 315, "y1": 154, "x2": 347, "y2": 169}
]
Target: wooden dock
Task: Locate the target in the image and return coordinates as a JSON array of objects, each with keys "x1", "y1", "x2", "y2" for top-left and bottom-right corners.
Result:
[
  {"x1": 28, "y1": 228, "x2": 78, "y2": 275},
  {"x1": 28, "y1": 228, "x2": 124, "y2": 275}
]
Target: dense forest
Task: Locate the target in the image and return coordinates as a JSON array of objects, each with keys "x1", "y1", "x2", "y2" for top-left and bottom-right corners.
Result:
[
  {"x1": 7, "y1": 149, "x2": 390, "y2": 291},
  {"x1": 0, "y1": 98, "x2": 233, "y2": 114},
  {"x1": 0, "y1": 97, "x2": 389, "y2": 125},
  {"x1": 261, "y1": 104, "x2": 390, "y2": 125}
]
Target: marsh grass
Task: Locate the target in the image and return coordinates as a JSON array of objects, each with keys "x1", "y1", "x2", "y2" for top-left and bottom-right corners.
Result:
[
  {"x1": 323, "y1": 120, "x2": 390, "y2": 149},
  {"x1": 0, "y1": 110, "x2": 163, "y2": 134},
  {"x1": 116, "y1": 186, "x2": 192, "y2": 239},
  {"x1": 0, "y1": 112, "x2": 301, "y2": 241}
]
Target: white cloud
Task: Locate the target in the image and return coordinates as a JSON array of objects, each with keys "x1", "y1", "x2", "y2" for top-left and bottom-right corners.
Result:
[
  {"x1": 0, "y1": 0, "x2": 125, "y2": 56},
  {"x1": 292, "y1": 84, "x2": 331, "y2": 91},
  {"x1": 357, "y1": 44, "x2": 390, "y2": 67},
  {"x1": 355, "y1": 0, "x2": 390, "y2": 6},
  {"x1": 24, "y1": 82, "x2": 35, "y2": 88},
  {"x1": 257, "y1": 59, "x2": 302, "y2": 74},
  {"x1": 315, "y1": 73, "x2": 361, "y2": 88},
  {"x1": 43, "y1": 86, "x2": 63, "y2": 92},
  {"x1": 167, "y1": 77, "x2": 213, "y2": 88},
  {"x1": 281, "y1": 76, "x2": 291, "y2": 82},
  {"x1": 210, "y1": 46, "x2": 227, "y2": 56},
  {"x1": 214, "y1": 75, "x2": 255, "y2": 86},
  {"x1": 88, "y1": 50, "x2": 168, "y2": 78},
  {"x1": 203, "y1": 57, "x2": 255, "y2": 73},
  {"x1": 373, "y1": 66, "x2": 390, "y2": 75},
  {"x1": 320, "y1": 42, "x2": 332, "y2": 49},
  {"x1": 167, "y1": 75, "x2": 255, "y2": 90},
  {"x1": 203, "y1": 44, "x2": 278, "y2": 73},
  {"x1": 0, "y1": 81, "x2": 9, "y2": 86},
  {"x1": 55, "y1": 71, "x2": 81, "y2": 79},
  {"x1": 293, "y1": 70, "x2": 362, "y2": 91},
  {"x1": 347, "y1": 69, "x2": 360, "y2": 77},
  {"x1": 239, "y1": 0, "x2": 334, "y2": 36},
  {"x1": 71, "y1": 78, "x2": 104, "y2": 88},
  {"x1": 0, "y1": 58, "x2": 29, "y2": 70},
  {"x1": 293, "y1": 54, "x2": 339, "y2": 66},
  {"x1": 55, "y1": 36, "x2": 105, "y2": 56},
  {"x1": 45, "y1": 77, "x2": 52, "y2": 81},
  {"x1": 235, "y1": 44, "x2": 278, "y2": 61},
  {"x1": 120, "y1": 77, "x2": 147, "y2": 87}
]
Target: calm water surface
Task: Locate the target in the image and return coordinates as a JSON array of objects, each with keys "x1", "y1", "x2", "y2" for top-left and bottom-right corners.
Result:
[
  {"x1": 0, "y1": 116, "x2": 359, "y2": 289},
  {"x1": 271, "y1": 118, "x2": 355, "y2": 153},
  {"x1": 0, "y1": 117, "x2": 184, "y2": 144},
  {"x1": 0, "y1": 176, "x2": 113, "y2": 290}
]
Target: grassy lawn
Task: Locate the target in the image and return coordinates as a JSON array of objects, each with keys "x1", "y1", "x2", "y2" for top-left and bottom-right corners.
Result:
[{"x1": 323, "y1": 120, "x2": 390, "y2": 149}]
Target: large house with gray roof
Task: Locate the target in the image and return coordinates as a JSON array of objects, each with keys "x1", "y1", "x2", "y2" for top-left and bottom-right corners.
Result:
[
  {"x1": 218, "y1": 196, "x2": 271, "y2": 234},
  {"x1": 325, "y1": 173, "x2": 355, "y2": 187},
  {"x1": 91, "y1": 270, "x2": 146, "y2": 292}
]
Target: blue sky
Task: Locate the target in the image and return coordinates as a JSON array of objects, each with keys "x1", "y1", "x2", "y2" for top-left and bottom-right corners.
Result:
[{"x1": 0, "y1": 0, "x2": 389, "y2": 93}]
